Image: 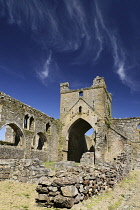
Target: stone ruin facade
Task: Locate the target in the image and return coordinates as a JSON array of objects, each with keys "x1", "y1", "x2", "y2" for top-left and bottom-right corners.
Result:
[
  {"x1": 59, "y1": 76, "x2": 140, "y2": 167},
  {"x1": 0, "y1": 76, "x2": 140, "y2": 166},
  {"x1": 0, "y1": 92, "x2": 60, "y2": 162},
  {"x1": 1, "y1": 76, "x2": 140, "y2": 208}
]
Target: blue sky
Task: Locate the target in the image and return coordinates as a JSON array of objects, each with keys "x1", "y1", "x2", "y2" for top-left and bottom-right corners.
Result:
[{"x1": 0, "y1": 0, "x2": 140, "y2": 119}]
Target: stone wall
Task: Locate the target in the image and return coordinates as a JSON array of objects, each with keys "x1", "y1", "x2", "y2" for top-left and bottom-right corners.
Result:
[
  {"x1": 110, "y1": 118, "x2": 140, "y2": 143},
  {"x1": 0, "y1": 159, "x2": 49, "y2": 183},
  {"x1": 0, "y1": 92, "x2": 60, "y2": 162},
  {"x1": 36, "y1": 152, "x2": 131, "y2": 208},
  {"x1": 0, "y1": 146, "x2": 24, "y2": 159},
  {"x1": 107, "y1": 118, "x2": 140, "y2": 167}
]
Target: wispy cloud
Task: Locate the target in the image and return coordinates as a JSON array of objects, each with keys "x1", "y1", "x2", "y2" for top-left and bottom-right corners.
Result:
[
  {"x1": 36, "y1": 51, "x2": 59, "y2": 85},
  {"x1": 37, "y1": 52, "x2": 52, "y2": 80},
  {"x1": 94, "y1": 17, "x2": 103, "y2": 61},
  {"x1": 0, "y1": 0, "x2": 139, "y2": 89},
  {"x1": 94, "y1": 1, "x2": 138, "y2": 91}
]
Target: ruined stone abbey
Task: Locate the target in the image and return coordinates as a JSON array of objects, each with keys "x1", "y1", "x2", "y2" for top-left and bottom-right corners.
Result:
[{"x1": 0, "y1": 76, "x2": 140, "y2": 167}]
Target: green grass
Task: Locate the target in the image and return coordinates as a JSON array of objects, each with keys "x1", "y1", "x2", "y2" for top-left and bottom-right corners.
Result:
[
  {"x1": 23, "y1": 193, "x2": 30, "y2": 198},
  {"x1": 43, "y1": 161, "x2": 56, "y2": 170},
  {"x1": 86, "y1": 191, "x2": 113, "y2": 209},
  {"x1": 22, "y1": 205, "x2": 29, "y2": 210},
  {"x1": 120, "y1": 171, "x2": 137, "y2": 188},
  {"x1": 108, "y1": 200, "x2": 122, "y2": 210}
]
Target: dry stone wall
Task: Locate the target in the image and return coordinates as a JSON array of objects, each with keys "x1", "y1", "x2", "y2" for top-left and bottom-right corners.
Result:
[{"x1": 36, "y1": 152, "x2": 131, "y2": 208}]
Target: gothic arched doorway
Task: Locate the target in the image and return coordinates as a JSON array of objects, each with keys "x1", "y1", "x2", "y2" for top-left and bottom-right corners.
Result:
[{"x1": 67, "y1": 118, "x2": 95, "y2": 162}]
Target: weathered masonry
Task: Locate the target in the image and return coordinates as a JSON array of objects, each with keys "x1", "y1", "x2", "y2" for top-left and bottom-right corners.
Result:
[
  {"x1": 60, "y1": 76, "x2": 112, "y2": 163},
  {"x1": 0, "y1": 76, "x2": 140, "y2": 166},
  {"x1": 0, "y1": 92, "x2": 59, "y2": 162},
  {"x1": 59, "y1": 76, "x2": 140, "y2": 166}
]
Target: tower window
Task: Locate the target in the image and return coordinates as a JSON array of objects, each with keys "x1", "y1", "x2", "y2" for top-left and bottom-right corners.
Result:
[
  {"x1": 79, "y1": 91, "x2": 83, "y2": 97},
  {"x1": 79, "y1": 106, "x2": 82, "y2": 113}
]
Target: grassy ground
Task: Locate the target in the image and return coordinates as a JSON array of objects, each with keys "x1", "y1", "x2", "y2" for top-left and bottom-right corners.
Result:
[{"x1": 0, "y1": 170, "x2": 140, "y2": 210}]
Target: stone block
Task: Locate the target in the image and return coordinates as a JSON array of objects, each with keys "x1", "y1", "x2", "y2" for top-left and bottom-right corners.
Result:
[
  {"x1": 54, "y1": 195, "x2": 74, "y2": 208},
  {"x1": 38, "y1": 177, "x2": 54, "y2": 186},
  {"x1": 48, "y1": 186, "x2": 58, "y2": 192},
  {"x1": 36, "y1": 185, "x2": 49, "y2": 194},
  {"x1": 53, "y1": 176, "x2": 78, "y2": 186},
  {"x1": 61, "y1": 185, "x2": 78, "y2": 197},
  {"x1": 36, "y1": 194, "x2": 50, "y2": 202}
]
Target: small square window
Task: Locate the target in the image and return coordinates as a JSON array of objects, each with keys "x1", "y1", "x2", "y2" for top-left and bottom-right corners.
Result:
[{"x1": 79, "y1": 91, "x2": 83, "y2": 97}]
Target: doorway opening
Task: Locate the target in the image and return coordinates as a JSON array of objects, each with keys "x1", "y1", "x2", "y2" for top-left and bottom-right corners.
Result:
[{"x1": 67, "y1": 118, "x2": 95, "y2": 162}]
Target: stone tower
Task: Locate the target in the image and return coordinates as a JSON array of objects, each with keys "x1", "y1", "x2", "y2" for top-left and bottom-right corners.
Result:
[{"x1": 60, "y1": 76, "x2": 112, "y2": 163}]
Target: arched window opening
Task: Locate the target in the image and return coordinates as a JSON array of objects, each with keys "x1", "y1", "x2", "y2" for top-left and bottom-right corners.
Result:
[
  {"x1": 79, "y1": 106, "x2": 82, "y2": 113},
  {"x1": 46, "y1": 123, "x2": 50, "y2": 131},
  {"x1": 37, "y1": 138, "x2": 44, "y2": 150},
  {"x1": 0, "y1": 124, "x2": 23, "y2": 146},
  {"x1": 35, "y1": 132, "x2": 47, "y2": 151},
  {"x1": 0, "y1": 126, "x2": 6, "y2": 141},
  {"x1": 79, "y1": 91, "x2": 83, "y2": 97},
  {"x1": 29, "y1": 117, "x2": 34, "y2": 131},
  {"x1": 46, "y1": 123, "x2": 51, "y2": 134},
  {"x1": 24, "y1": 115, "x2": 29, "y2": 129}
]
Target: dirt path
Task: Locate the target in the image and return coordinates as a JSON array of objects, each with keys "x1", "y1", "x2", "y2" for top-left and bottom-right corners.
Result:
[{"x1": 0, "y1": 170, "x2": 140, "y2": 210}]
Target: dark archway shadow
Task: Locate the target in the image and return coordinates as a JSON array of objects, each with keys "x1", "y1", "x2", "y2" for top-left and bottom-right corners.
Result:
[
  {"x1": 68, "y1": 118, "x2": 95, "y2": 162},
  {"x1": 33, "y1": 132, "x2": 47, "y2": 150}
]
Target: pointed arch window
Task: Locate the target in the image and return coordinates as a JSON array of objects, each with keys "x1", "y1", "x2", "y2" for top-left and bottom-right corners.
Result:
[
  {"x1": 29, "y1": 117, "x2": 34, "y2": 131},
  {"x1": 24, "y1": 115, "x2": 29, "y2": 129},
  {"x1": 46, "y1": 122, "x2": 51, "y2": 134}
]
